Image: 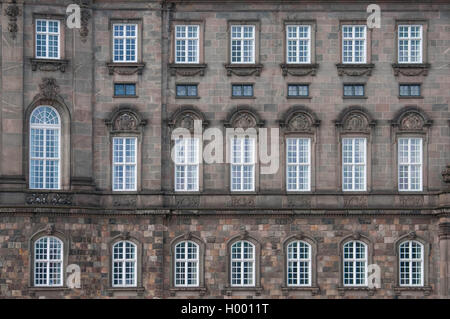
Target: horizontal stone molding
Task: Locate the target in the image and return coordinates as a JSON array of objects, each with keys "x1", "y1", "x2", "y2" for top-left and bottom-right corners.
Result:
[
  {"x1": 168, "y1": 63, "x2": 207, "y2": 76},
  {"x1": 106, "y1": 62, "x2": 145, "y2": 75},
  {"x1": 392, "y1": 63, "x2": 430, "y2": 76},
  {"x1": 336, "y1": 63, "x2": 374, "y2": 76},
  {"x1": 30, "y1": 59, "x2": 69, "y2": 73},
  {"x1": 224, "y1": 63, "x2": 264, "y2": 76},
  {"x1": 393, "y1": 286, "x2": 432, "y2": 296},
  {"x1": 280, "y1": 63, "x2": 319, "y2": 76}
]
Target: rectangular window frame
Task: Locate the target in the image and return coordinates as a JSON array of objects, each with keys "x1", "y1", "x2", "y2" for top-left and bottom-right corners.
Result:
[
  {"x1": 174, "y1": 24, "x2": 200, "y2": 64},
  {"x1": 35, "y1": 19, "x2": 61, "y2": 60},
  {"x1": 342, "y1": 137, "x2": 367, "y2": 192},
  {"x1": 174, "y1": 137, "x2": 200, "y2": 192},
  {"x1": 286, "y1": 137, "x2": 311, "y2": 192},
  {"x1": 112, "y1": 137, "x2": 138, "y2": 192},
  {"x1": 111, "y1": 22, "x2": 139, "y2": 63},
  {"x1": 230, "y1": 24, "x2": 256, "y2": 64},
  {"x1": 231, "y1": 83, "x2": 254, "y2": 98},
  {"x1": 343, "y1": 84, "x2": 366, "y2": 98},
  {"x1": 175, "y1": 83, "x2": 199, "y2": 99},
  {"x1": 399, "y1": 84, "x2": 422, "y2": 98},
  {"x1": 230, "y1": 137, "x2": 256, "y2": 192},
  {"x1": 397, "y1": 24, "x2": 423, "y2": 64},
  {"x1": 286, "y1": 25, "x2": 311, "y2": 64},
  {"x1": 398, "y1": 137, "x2": 423, "y2": 192},
  {"x1": 114, "y1": 83, "x2": 137, "y2": 98},
  {"x1": 341, "y1": 24, "x2": 367, "y2": 64},
  {"x1": 287, "y1": 83, "x2": 310, "y2": 98}
]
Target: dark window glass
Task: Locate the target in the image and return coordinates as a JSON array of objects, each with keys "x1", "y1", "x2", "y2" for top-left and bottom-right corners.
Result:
[
  {"x1": 232, "y1": 84, "x2": 253, "y2": 97},
  {"x1": 399, "y1": 84, "x2": 420, "y2": 97},
  {"x1": 343, "y1": 84, "x2": 364, "y2": 97},
  {"x1": 287, "y1": 84, "x2": 309, "y2": 97},
  {"x1": 115, "y1": 83, "x2": 136, "y2": 96},
  {"x1": 176, "y1": 84, "x2": 198, "y2": 97}
]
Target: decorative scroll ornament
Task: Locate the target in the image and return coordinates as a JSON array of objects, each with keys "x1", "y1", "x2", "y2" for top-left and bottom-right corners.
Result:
[
  {"x1": 233, "y1": 113, "x2": 257, "y2": 129},
  {"x1": 287, "y1": 114, "x2": 312, "y2": 132},
  {"x1": 280, "y1": 63, "x2": 318, "y2": 76},
  {"x1": 224, "y1": 64, "x2": 263, "y2": 76},
  {"x1": 400, "y1": 113, "x2": 424, "y2": 131},
  {"x1": 5, "y1": 1, "x2": 20, "y2": 39},
  {"x1": 169, "y1": 64, "x2": 207, "y2": 76},
  {"x1": 114, "y1": 112, "x2": 137, "y2": 131},
  {"x1": 392, "y1": 63, "x2": 430, "y2": 76},
  {"x1": 80, "y1": 8, "x2": 91, "y2": 42},
  {"x1": 26, "y1": 193, "x2": 73, "y2": 206},
  {"x1": 343, "y1": 113, "x2": 369, "y2": 132},
  {"x1": 39, "y1": 78, "x2": 60, "y2": 100},
  {"x1": 336, "y1": 63, "x2": 374, "y2": 76}
]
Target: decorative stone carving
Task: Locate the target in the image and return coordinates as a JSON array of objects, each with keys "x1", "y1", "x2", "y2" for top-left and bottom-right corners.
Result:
[
  {"x1": 230, "y1": 197, "x2": 255, "y2": 208},
  {"x1": 45, "y1": 224, "x2": 56, "y2": 235},
  {"x1": 233, "y1": 113, "x2": 257, "y2": 129},
  {"x1": 400, "y1": 113, "x2": 424, "y2": 131},
  {"x1": 392, "y1": 63, "x2": 430, "y2": 76},
  {"x1": 239, "y1": 230, "x2": 249, "y2": 240},
  {"x1": 183, "y1": 232, "x2": 193, "y2": 240},
  {"x1": 80, "y1": 8, "x2": 91, "y2": 42},
  {"x1": 344, "y1": 196, "x2": 368, "y2": 208},
  {"x1": 106, "y1": 62, "x2": 145, "y2": 75},
  {"x1": 31, "y1": 59, "x2": 69, "y2": 73},
  {"x1": 442, "y1": 165, "x2": 450, "y2": 183},
  {"x1": 280, "y1": 63, "x2": 319, "y2": 76},
  {"x1": 224, "y1": 64, "x2": 263, "y2": 76},
  {"x1": 106, "y1": 108, "x2": 146, "y2": 133},
  {"x1": 39, "y1": 78, "x2": 60, "y2": 100},
  {"x1": 26, "y1": 193, "x2": 73, "y2": 206},
  {"x1": 168, "y1": 64, "x2": 207, "y2": 76},
  {"x1": 407, "y1": 231, "x2": 417, "y2": 240},
  {"x1": 175, "y1": 196, "x2": 200, "y2": 208},
  {"x1": 5, "y1": 1, "x2": 20, "y2": 40},
  {"x1": 398, "y1": 196, "x2": 424, "y2": 208},
  {"x1": 119, "y1": 231, "x2": 131, "y2": 240},
  {"x1": 113, "y1": 196, "x2": 137, "y2": 207},
  {"x1": 343, "y1": 114, "x2": 369, "y2": 132},
  {"x1": 176, "y1": 114, "x2": 197, "y2": 132},
  {"x1": 335, "y1": 107, "x2": 376, "y2": 133},
  {"x1": 287, "y1": 114, "x2": 312, "y2": 132},
  {"x1": 439, "y1": 222, "x2": 450, "y2": 240},
  {"x1": 336, "y1": 63, "x2": 374, "y2": 76},
  {"x1": 287, "y1": 197, "x2": 312, "y2": 208}
]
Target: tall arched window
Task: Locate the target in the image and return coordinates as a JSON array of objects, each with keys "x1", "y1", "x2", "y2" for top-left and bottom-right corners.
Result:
[
  {"x1": 343, "y1": 240, "x2": 367, "y2": 286},
  {"x1": 34, "y1": 236, "x2": 63, "y2": 286},
  {"x1": 287, "y1": 240, "x2": 311, "y2": 286},
  {"x1": 174, "y1": 241, "x2": 199, "y2": 287},
  {"x1": 399, "y1": 240, "x2": 424, "y2": 286},
  {"x1": 230, "y1": 240, "x2": 255, "y2": 287},
  {"x1": 112, "y1": 241, "x2": 137, "y2": 287},
  {"x1": 30, "y1": 106, "x2": 61, "y2": 189}
]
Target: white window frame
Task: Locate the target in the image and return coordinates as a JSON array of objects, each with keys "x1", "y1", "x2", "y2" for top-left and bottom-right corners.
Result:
[
  {"x1": 286, "y1": 138, "x2": 311, "y2": 191},
  {"x1": 175, "y1": 25, "x2": 200, "y2": 64},
  {"x1": 174, "y1": 241, "x2": 199, "y2": 287},
  {"x1": 343, "y1": 241, "x2": 368, "y2": 287},
  {"x1": 286, "y1": 240, "x2": 312, "y2": 287},
  {"x1": 29, "y1": 106, "x2": 61, "y2": 190},
  {"x1": 398, "y1": 25, "x2": 422, "y2": 63},
  {"x1": 112, "y1": 23, "x2": 138, "y2": 63},
  {"x1": 34, "y1": 236, "x2": 63, "y2": 287},
  {"x1": 398, "y1": 137, "x2": 423, "y2": 192},
  {"x1": 342, "y1": 137, "x2": 367, "y2": 191},
  {"x1": 112, "y1": 137, "x2": 137, "y2": 192},
  {"x1": 342, "y1": 25, "x2": 367, "y2": 64},
  {"x1": 230, "y1": 137, "x2": 255, "y2": 192},
  {"x1": 230, "y1": 25, "x2": 255, "y2": 64},
  {"x1": 35, "y1": 19, "x2": 61, "y2": 59},
  {"x1": 174, "y1": 137, "x2": 200, "y2": 192},
  {"x1": 230, "y1": 240, "x2": 255, "y2": 287},
  {"x1": 286, "y1": 25, "x2": 311, "y2": 64},
  {"x1": 112, "y1": 240, "x2": 137, "y2": 287},
  {"x1": 399, "y1": 240, "x2": 424, "y2": 287}
]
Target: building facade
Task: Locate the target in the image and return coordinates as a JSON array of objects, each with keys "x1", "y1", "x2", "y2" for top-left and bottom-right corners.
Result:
[{"x1": 0, "y1": 0, "x2": 449, "y2": 298}]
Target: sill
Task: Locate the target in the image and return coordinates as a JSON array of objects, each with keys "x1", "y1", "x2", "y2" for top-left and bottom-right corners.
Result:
[
  {"x1": 106, "y1": 286, "x2": 145, "y2": 297},
  {"x1": 343, "y1": 96, "x2": 368, "y2": 99},
  {"x1": 281, "y1": 286, "x2": 320, "y2": 296},
  {"x1": 113, "y1": 95, "x2": 138, "y2": 98},
  {"x1": 336, "y1": 63, "x2": 374, "y2": 76},
  {"x1": 223, "y1": 286, "x2": 263, "y2": 296},
  {"x1": 280, "y1": 63, "x2": 319, "y2": 76},
  {"x1": 28, "y1": 286, "x2": 70, "y2": 296},
  {"x1": 175, "y1": 96, "x2": 200, "y2": 99},
  {"x1": 224, "y1": 63, "x2": 264, "y2": 76},
  {"x1": 337, "y1": 286, "x2": 376, "y2": 296},
  {"x1": 30, "y1": 58, "x2": 69, "y2": 73},
  {"x1": 169, "y1": 287, "x2": 207, "y2": 296},
  {"x1": 106, "y1": 62, "x2": 145, "y2": 75},
  {"x1": 169, "y1": 63, "x2": 207, "y2": 76},
  {"x1": 398, "y1": 96, "x2": 424, "y2": 99},
  {"x1": 287, "y1": 96, "x2": 311, "y2": 99},
  {"x1": 231, "y1": 96, "x2": 256, "y2": 99},
  {"x1": 392, "y1": 63, "x2": 430, "y2": 76},
  {"x1": 393, "y1": 286, "x2": 432, "y2": 296},
  {"x1": 28, "y1": 286, "x2": 68, "y2": 291}
]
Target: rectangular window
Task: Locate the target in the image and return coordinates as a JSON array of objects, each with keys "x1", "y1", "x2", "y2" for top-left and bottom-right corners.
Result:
[
  {"x1": 176, "y1": 84, "x2": 198, "y2": 97},
  {"x1": 114, "y1": 83, "x2": 136, "y2": 97},
  {"x1": 398, "y1": 138, "x2": 423, "y2": 191},
  {"x1": 113, "y1": 24, "x2": 137, "y2": 62},
  {"x1": 342, "y1": 25, "x2": 366, "y2": 63},
  {"x1": 35, "y1": 19, "x2": 60, "y2": 59},
  {"x1": 399, "y1": 84, "x2": 421, "y2": 97},
  {"x1": 287, "y1": 84, "x2": 309, "y2": 97},
  {"x1": 398, "y1": 25, "x2": 422, "y2": 63},
  {"x1": 112, "y1": 137, "x2": 137, "y2": 191},
  {"x1": 232, "y1": 84, "x2": 254, "y2": 97},
  {"x1": 344, "y1": 84, "x2": 365, "y2": 97},
  {"x1": 231, "y1": 25, "x2": 255, "y2": 64},
  {"x1": 231, "y1": 137, "x2": 255, "y2": 191},
  {"x1": 286, "y1": 25, "x2": 311, "y2": 63},
  {"x1": 286, "y1": 138, "x2": 311, "y2": 191},
  {"x1": 175, "y1": 138, "x2": 199, "y2": 191},
  {"x1": 175, "y1": 25, "x2": 199, "y2": 63},
  {"x1": 342, "y1": 138, "x2": 367, "y2": 191}
]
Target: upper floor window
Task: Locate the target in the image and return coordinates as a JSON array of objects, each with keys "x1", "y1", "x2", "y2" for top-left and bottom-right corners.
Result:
[
  {"x1": 344, "y1": 84, "x2": 365, "y2": 97},
  {"x1": 113, "y1": 24, "x2": 137, "y2": 63},
  {"x1": 398, "y1": 137, "x2": 422, "y2": 191},
  {"x1": 34, "y1": 236, "x2": 63, "y2": 287},
  {"x1": 230, "y1": 240, "x2": 255, "y2": 287},
  {"x1": 231, "y1": 137, "x2": 255, "y2": 191},
  {"x1": 231, "y1": 25, "x2": 255, "y2": 64},
  {"x1": 176, "y1": 84, "x2": 198, "y2": 98},
  {"x1": 286, "y1": 25, "x2": 311, "y2": 63},
  {"x1": 399, "y1": 84, "x2": 421, "y2": 97},
  {"x1": 286, "y1": 138, "x2": 311, "y2": 191},
  {"x1": 112, "y1": 137, "x2": 137, "y2": 191},
  {"x1": 342, "y1": 25, "x2": 366, "y2": 63},
  {"x1": 399, "y1": 240, "x2": 424, "y2": 286},
  {"x1": 286, "y1": 240, "x2": 311, "y2": 286},
  {"x1": 36, "y1": 19, "x2": 60, "y2": 59},
  {"x1": 112, "y1": 240, "x2": 137, "y2": 287},
  {"x1": 174, "y1": 138, "x2": 199, "y2": 192},
  {"x1": 232, "y1": 84, "x2": 254, "y2": 97},
  {"x1": 343, "y1": 241, "x2": 367, "y2": 286},
  {"x1": 30, "y1": 106, "x2": 61, "y2": 190},
  {"x1": 287, "y1": 84, "x2": 309, "y2": 97},
  {"x1": 175, "y1": 25, "x2": 199, "y2": 64},
  {"x1": 342, "y1": 138, "x2": 366, "y2": 191},
  {"x1": 398, "y1": 25, "x2": 422, "y2": 63},
  {"x1": 174, "y1": 241, "x2": 199, "y2": 287},
  {"x1": 114, "y1": 83, "x2": 136, "y2": 97}
]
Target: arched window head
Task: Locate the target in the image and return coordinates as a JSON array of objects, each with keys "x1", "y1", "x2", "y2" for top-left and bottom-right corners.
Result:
[
  {"x1": 112, "y1": 241, "x2": 137, "y2": 287},
  {"x1": 287, "y1": 240, "x2": 312, "y2": 286},
  {"x1": 174, "y1": 241, "x2": 199, "y2": 287},
  {"x1": 399, "y1": 240, "x2": 424, "y2": 286},
  {"x1": 343, "y1": 240, "x2": 367, "y2": 286},
  {"x1": 34, "y1": 236, "x2": 63, "y2": 287},
  {"x1": 230, "y1": 240, "x2": 255, "y2": 287},
  {"x1": 29, "y1": 106, "x2": 61, "y2": 189}
]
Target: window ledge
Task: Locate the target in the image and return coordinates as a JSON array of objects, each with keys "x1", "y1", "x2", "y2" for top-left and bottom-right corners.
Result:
[
  {"x1": 224, "y1": 63, "x2": 264, "y2": 77},
  {"x1": 231, "y1": 96, "x2": 256, "y2": 99},
  {"x1": 223, "y1": 286, "x2": 263, "y2": 296},
  {"x1": 336, "y1": 63, "x2": 375, "y2": 76},
  {"x1": 337, "y1": 286, "x2": 376, "y2": 296},
  {"x1": 169, "y1": 63, "x2": 207, "y2": 76},
  {"x1": 106, "y1": 62, "x2": 145, "y2": 76},
  {"x1": 106, "y1": 287, "x2": 145, "y2": 297},
  {"x1": 392, "y1": 63, "x2": 430, "y2": 76},
  {"x1": 398, "y1": 96, "x2": 424, "y2": 99},
  {"x1": 30, "y1": 58, "x2": 69, "y2": 73},
  {"x1": 28, "y1": 286, "x2": 70, "y2": 296},
  {"x1": 343, "y1": 96, "x2": 368, "y2": 99},
  {"x1": 113, "y1": 95, "x2": 138, "y2": 99},
  {"x1": 393, "y1": 286, "x2": 432, "y2": 296},
  {"x1": 280, "y1": 63, "x2": 319, "y2": 76},
  {"x1": 281, "y1": 286, "x2": 320, "y2": 296},
  {"x1": 169, "y1": 287, "x2": 207, "y2": 296},
  {"x1": 175, "y1": 96, "x2": 200, "y2": 99},
  {"x1": 286, "y1": 96, "x2": 312, "y2": 99}
]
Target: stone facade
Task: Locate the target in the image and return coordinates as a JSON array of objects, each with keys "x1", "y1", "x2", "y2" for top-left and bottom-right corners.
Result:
[{"x1": 0, "y1": 0, "x2": 449, "y2": 298}]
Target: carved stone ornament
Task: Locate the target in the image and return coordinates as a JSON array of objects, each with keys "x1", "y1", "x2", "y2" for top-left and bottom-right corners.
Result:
[
  {"x1": 351, "y1": 232, "x2": 361, "y2": 240},
  {"x1": 169, "y1": 63, "x2": 207, "y2": 76},
  {"x1": 344, "y1": 196, "x2": 368, "y2": 208},
  {"x1": 119, "y1": 231, "x2": 131, "y2": 241},
  {"x1": 407, "y1": 231, "x2": 417, "y2": 240},
  {"x1": 26, "y1": 193, "x2": 73, "y2": 206},
  {"x1": 439, "y1": 222, "x2": 450, "y2": 240},
  {"x1": 392, "y1": 63, "x2": 430, "y2": 76},
  {"x1": 232, "y1": 113, "x2": 257, "y2": 129},
  {"x1": 176, "y1": 114, "x2": 198, "y2": 132},
  {"x1": 31, "y1": 59, "x2": 69, "y2": 73},
  {"x1": 224, "y1": 64, "x2": 263, "y2": 76},
  {"x1": 239, "y1": 230, "x2": 249, "y2": 240},
  {"x1": 287, "y1": 114, "x2": 312, "y2": 132},
  {"x1": 336, "y1": 63, "x2": 375, "y2": 76},
  {"x1": 343, "y1": 113, "x2": 369, "y2": 132},
  {"x1": 280, "y1": 63, "x2": 319, "y2": 76},
  {"x1": 400, "y1": 113, "x2": 424, "y2": 131},
  {"x1": 294, "y1": 232, "x2": 305, "y2": 240},
  {"x1": 106, "y1": 62, "x2": 145, "y2": 75},
  {"x1": 45, "y1": 224, "x2": 56, "y2": 235},
  {"x1": 80, "y1": 8, "x2": 91, "y2": 42},
  {"x1": 183, "y1": 232, "x2": 193, "y2": 240},
  {"x1": 114, "y1": 112, "x2": 137, "y2": 131},
  {"x1": 5, "y1": 1, "x2": 20, "y2": 40},
  {"x1": 442, "y1": 165, "x2": 450, "y2": 184}
]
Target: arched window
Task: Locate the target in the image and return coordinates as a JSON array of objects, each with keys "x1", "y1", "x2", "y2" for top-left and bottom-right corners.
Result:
[
  {"x1": 399, "y1": 240, "x2": 424, "y2": 286},
  {"x1": 29, "y1": 106, "x2": 61, "y2": 189},
  {"x1": 174, "y1": 241, "x2": 199, "y2": 287},
  {"x1": 287, "y1": 240, "x2": 311, "y2": 286},
  {"x1": 343, "y1": 241, "x2": 367, "y2": 286},
  {"x1": 230, "y1": 240, "x2": 255, "y2": 287},
  {"x1": 34, "y1": 236, "x2": 63, "y2": 286},
  {"x1": 112, "y1": 241, "x2": 137, "y2": 287}
]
